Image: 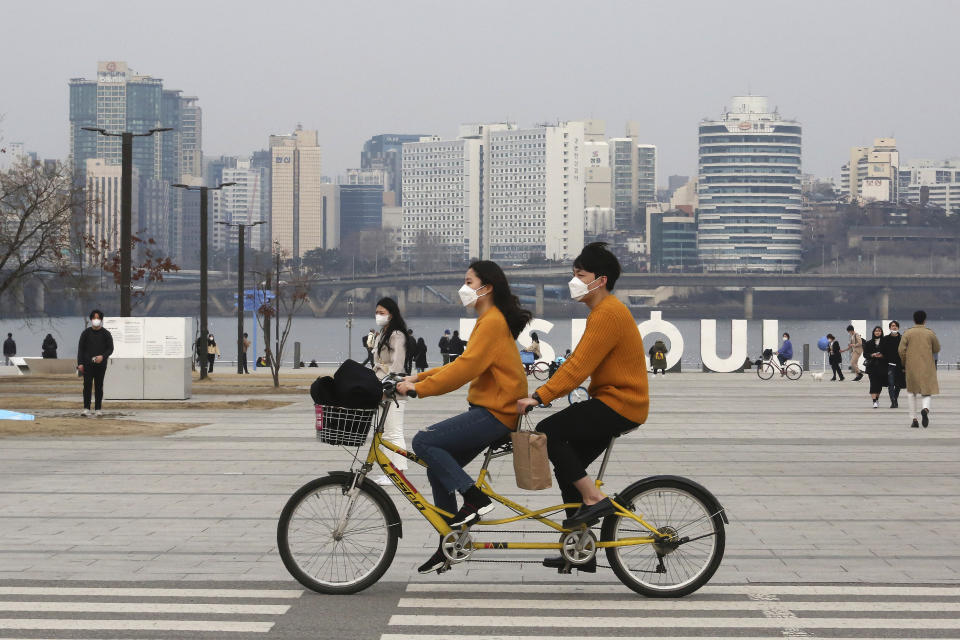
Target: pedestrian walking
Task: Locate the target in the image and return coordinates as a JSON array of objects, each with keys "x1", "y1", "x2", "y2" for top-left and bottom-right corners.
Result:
[
  {"x1": 648, "y1": 339, "x2": 668, "y2": 375},
  {"x1": 414, "y1": 337, "x2": 428, "y2": 373},
  {"x1": 404, "y1": 329, "x2": 416, "y2": 373},
  {"x1": 41, "y1": 334, "x2": 58, "y2": 359},
  {"x1": 899, "y1": 310, "x2": 940, "y2": 429},
  {"x1": 827, "y1": 333, "x2": 844, "y2": 381},
  {"x1": 449, "y1": 330, "x2": 465, "y2": 361},
  {"x1": 843, "y1": 324, "x2": 864, "y2": 381},
  {"x1": 3, "y1": 333, "x2": 15, "y2": 365},
  {"x1": 370, "y1": 297, "x2": 409, "y2": 485},
  {"x1": 77, "y1": 310, "x2": 114, "y2": 417},
  {"x1": 361, "y1": 328, "x2": 376, "y2": 367},
  {"x1": 438, "y1": 329, "x2": 451, "y2": 365},
  {"x1": 240, "y1": 333, "x2": 251, "y2": 373},
  {"x1": 881, "y1": 320, "x2": 904, "y2": 408},
  {"x1": 207, "y1": 334, "x2": 221, "y2": 373},
  {"x1": 862, "y1": 326, "x2": 887, "y2": 409}
]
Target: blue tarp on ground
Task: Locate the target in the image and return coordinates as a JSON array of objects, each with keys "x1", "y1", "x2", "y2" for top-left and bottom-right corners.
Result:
[{"x1": 0, "y1": 410, "x2": 34, "y2": 421}]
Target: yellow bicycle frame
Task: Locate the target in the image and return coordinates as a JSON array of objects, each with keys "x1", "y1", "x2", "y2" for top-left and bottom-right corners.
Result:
[{"x1": 366, "y1": 430, "x2": 664, "y2": 551}]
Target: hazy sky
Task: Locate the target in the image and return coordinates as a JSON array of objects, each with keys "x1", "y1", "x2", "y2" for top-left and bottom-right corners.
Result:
[{"x1": 2, "y1": 0, "x2": 958, "y2": 182}]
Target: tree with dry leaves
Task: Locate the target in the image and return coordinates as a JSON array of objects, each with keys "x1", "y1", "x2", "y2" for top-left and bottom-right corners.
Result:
[
  {"x1": 253, "y1": 248, "x2": 311, "y2": 387},
  {"x1": 83, "y1": 231, "x2": 181, "y2": 309}
]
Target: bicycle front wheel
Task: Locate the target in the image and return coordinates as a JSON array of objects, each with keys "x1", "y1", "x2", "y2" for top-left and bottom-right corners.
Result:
[
  {"x1": 785, "y1": 363, "x2": 803, "y2": 380},
  {"x1": 532, "y1": 361, "x2": 551, "y2": 381},
  {"x1": 602, "y1": 477, "x2": 725, "y2": 597},
  {"x1": 756, "y1": 362, "x2": 775, "y2": 380},
  {"x1": 567, "y1": 386, "x2": 589, "y2": 405},
  {"x1": 277, "y1": 475, "x2": 398, "y2": 594}
]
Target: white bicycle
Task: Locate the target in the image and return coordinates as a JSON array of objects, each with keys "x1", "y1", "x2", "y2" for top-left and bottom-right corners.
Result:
[{"x1": 756, "y1": 349, "x2": 802, "y2": 381}]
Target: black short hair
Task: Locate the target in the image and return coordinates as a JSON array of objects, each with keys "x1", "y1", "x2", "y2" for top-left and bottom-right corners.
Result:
[
  {"x1": 782, "y1": 332, "x2": 790, "y2": 339},
  {"x1": 889, "y1": 320, "x2": 899, "y2": 329},
  {"x1": 827, "y1": 333, "x2": 835, "y2": 340},
  {"x1": 573, "y1": 242, "x2": 621, "y2": 291},
  {"x1": 243, "y1": 332, "x2": 248, "y2": 338},
  {"x1": 89, "y1": 309, "x2": 104, "y2": 320},
  {"x1": 914, "y1": 309, "x2": 927, "y2": 324},
  {"x1": 6, "y1": 333, "x2": 10, "y2": 338},
  {"x1": 846, "y1": 325, "x2": 854, "y2": 332}
]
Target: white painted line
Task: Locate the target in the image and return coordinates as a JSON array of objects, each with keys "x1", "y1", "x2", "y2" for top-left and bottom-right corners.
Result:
[
  {"x1": 0, "y1": 587, "x2": 301, "y2": 599},
  {"x1": 388, "y1": 615, "x2": 960, "y2": 630},
  {"x1": 404, "y1": 583, "x2": 960, "y2": 596},
  {"x1": 0, "y1": 618, "x2": 274, "y2": 632},
  {"x1": 397, "y1": 597, "x2": 960, "y2": 612},
  {"x1": 0, "y1": 601, "x2": 290, "y2": 615},
  {"x1": 380, "y1": 637, "x2": 958, "y2": 640}
]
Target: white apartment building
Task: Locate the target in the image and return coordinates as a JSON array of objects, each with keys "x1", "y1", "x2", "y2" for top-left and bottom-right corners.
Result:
[
  {"x1": 485, "y1": 121, "x2": 585, "y2": 261},
  {"x1": 401, "y1": 135, "x2": 482, "y2": 261},
  {"x1": 270, "y1": 126, "x2": 324, "y2": 258},
  {"x1": 839, "y1": 138, "x2": 898, "y2": 203},
  {"x1": 84, "y1": 158, "x2": 139, "y2": 265},
  {"x1": 899, "y1": 159, "x2": 960, "y2": 215},
  {"x1": 212, "y1": 159, "x2": 267, "y2": 252}
]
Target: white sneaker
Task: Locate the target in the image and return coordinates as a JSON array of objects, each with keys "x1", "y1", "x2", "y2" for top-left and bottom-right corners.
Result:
[
  {"x1": 81, "y1": 408, "x2": 90, "y2": 417},
  {"x1": 95, "y1": 410, "x2": 103, "y2": 417},
  {"x1": 872, "y1": 400, "x2": 879, "y2": 409}
]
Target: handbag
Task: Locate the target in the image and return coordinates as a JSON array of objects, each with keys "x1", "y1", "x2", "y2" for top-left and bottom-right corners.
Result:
[{"x1": 511, "y1": 425, "x2": 552, "y2": 491}]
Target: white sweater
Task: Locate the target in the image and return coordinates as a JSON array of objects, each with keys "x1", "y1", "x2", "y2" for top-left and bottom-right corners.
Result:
[{"x1": 373, "y1": 329, "x2": 407, "y2": 379}]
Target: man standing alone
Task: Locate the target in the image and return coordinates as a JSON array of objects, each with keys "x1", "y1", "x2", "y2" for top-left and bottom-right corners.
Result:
[
  {"x1": 241, "y1": 333, "x2": 251, "y2": 374},
  {"x1": 3, "y1": 333, "x2": 15, "y2": 366},
  {"x1": 899, "y1": 310, "x2": 940, "y2": 429},
  {"x1": 438, "y1": 329, "x2": 451, "y2": 365},
  {"x1": 77, "y1": 310, "x2": 114, "y2": 417}
]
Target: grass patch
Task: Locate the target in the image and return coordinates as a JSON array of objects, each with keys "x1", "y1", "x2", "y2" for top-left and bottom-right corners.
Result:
[{"x1": 0, "y1": 416, "x2": 200, "y2": 437}]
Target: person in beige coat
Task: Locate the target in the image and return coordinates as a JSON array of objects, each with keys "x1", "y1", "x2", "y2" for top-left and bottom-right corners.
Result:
[
  {"x1": 898, "y1": 309, "x2": 940, "y2": 429},
  {"x1": 369, "y1": 296, "x2": 409, "y2": 485}
]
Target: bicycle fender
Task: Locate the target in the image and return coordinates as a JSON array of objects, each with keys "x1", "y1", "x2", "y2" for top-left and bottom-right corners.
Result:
[
  {"x1": 616, "y1": 475, "x2": 729, "y2": 525},
  {"x1": 327, "y1": 471, "x2": 403, "y2": 538}
]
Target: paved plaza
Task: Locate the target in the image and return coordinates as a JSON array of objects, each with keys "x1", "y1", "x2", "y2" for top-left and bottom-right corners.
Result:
[{"x1": 1, "y1": 371, "x2": 959, "y2": 637}]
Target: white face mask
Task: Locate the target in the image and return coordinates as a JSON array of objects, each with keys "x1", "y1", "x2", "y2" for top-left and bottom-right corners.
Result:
[
  {"x1": 568, "y1": 276, "x2": 601, "y2": 301},
  {"x1": 91, "y1": 319, "x2": 102, "y2": 328},
  {"x1": 375, "y1": 313, "x2": 389, "y2": 327},
  {"x1": 458, "y1": 283, "x2": 487, "y2": 308}
]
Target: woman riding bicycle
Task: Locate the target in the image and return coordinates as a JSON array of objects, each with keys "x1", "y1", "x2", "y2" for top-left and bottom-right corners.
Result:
[
  {"x1": 397, "y1": 260, "x2": 531, "y2": 574},
  {"x1": 517, "y1": 242, "x2": 649, "y2": 572}
]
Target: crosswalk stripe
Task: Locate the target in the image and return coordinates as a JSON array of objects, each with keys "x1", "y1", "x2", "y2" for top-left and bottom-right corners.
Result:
[
  {"x1": 397, "y1": 596, "x2": 960, "y2": 612},
  {"x1": 388, "y1": 615, "x2": 960, "y2": 629},
  {"x1": 0, "y1": 618, "x2": 274, "y2": 632},
  {"x1": 0, "y1": 587, "x2": 301, "y2": 599},
  {"x1": 404, "y1": 583, "x2": 960, "y2": 596},
  {"x1": 0, "y1": 601, "x2": 290, "y2": 615}
]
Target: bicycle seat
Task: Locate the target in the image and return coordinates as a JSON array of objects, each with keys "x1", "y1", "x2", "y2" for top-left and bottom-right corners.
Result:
[
  {"x1": 616, "y1": 427, "x2": 639, "y2": 438},
  {"x1": 489, "y1": 434, "x2": 513, "y2": 453}
]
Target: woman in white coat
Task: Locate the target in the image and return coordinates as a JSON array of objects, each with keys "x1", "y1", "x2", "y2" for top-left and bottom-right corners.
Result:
[{"x1": 370, "y1": 296, "x2": 409, "y2": 485}]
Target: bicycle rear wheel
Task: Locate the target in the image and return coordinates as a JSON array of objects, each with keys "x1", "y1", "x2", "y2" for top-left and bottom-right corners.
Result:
[
  {"x1": 277, "y1": 475, "x2": 398, "y2": 594},
  {"x1": 785, "y1": 363, "x2": 803, "y2": 380},
  {"x1": 532, "y1": 361, "x2": 551, "y2": 381},
  {"x1": 756, "y1": 362, "x2": 775, "y2": 380},
  {"x1": 602, "y1": 477, "x2": 725, "y2": 597}
]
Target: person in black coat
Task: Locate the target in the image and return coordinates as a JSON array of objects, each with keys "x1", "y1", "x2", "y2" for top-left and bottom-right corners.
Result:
[
  {"x1": 414, "y1": 337, "x2": 428, "y2": 373},
  {"x1": 448, "y1": 330, "x2": 465, "y2": 361},
  {"x1": 880, "y1": 320, "x2": 904, "y2": 408},
  {"x1": 862, "y1": 325, "x2": 887, "y2": 408},
  {"x1": 42, "y1": 334, "x2": 58, "y2": 359},
  {"x1": 827, "y1": 333, "x2": 844, "y2": 381},
  {"x1": 3, "y1": 333, "x2": 15, "y2": 366},
  {"x1": 77, "y1": 309, "x2": 114, "y2": 417}
]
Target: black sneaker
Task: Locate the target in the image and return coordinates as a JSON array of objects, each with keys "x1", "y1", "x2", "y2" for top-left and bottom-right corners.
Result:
[
  {"x1": 417, "y1": 548, "x2": 447, "y2": 574},
  {"x1": 854, "y1": 373, "x2": 863, "y2": 381},
  {"x1": 562, "y1": 497, "x2": 615, "y2": 528},
  {"x1": 542, "y1": 555, "x2": 596, "y2": 573},
  {"x1": 911, "y1": 419, "x2": 920, "y2": 429},
  {"x1": 921, "y1": 408, "x2": 929, "y2": 428},
  {"x1": 449, "y1": 486, "x2": 494, "y2": 528}
]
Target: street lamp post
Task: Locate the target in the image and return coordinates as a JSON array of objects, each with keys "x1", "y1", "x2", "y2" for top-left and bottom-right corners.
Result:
[
  {"x1": 81, "y1": 127, "x2": 172, "y2": 317},
  {"x1": 171, "y1": 182, "x2": 236, "y2": 379},
  {"x1": 217, "y1": 220, "x2": 265, "y2": 373}
]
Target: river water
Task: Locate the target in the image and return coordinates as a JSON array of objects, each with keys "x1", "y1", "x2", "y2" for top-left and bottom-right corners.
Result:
[{"x1": 3, "y1": 314, "x2": 958, "y2": 370}]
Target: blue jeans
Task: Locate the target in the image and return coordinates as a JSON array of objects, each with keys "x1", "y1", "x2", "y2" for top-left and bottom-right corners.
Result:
[
  {"x1": 887, "y1": 365, "x2": 902, "y2": 402},
  {"x1": 412, "y1": 406, "x2": 510, "y2": 516}
]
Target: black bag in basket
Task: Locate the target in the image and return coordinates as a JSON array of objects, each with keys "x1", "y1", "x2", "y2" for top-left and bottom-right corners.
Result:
[{"x1": 333, "y1": 359, "x2": 381, "y2": 409}]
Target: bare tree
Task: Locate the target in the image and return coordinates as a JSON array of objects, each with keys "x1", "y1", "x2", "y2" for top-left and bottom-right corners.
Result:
[
  {"x1": 253, "y1": 249, "x2": 310, "y2": 387},
  {"x1": 83, "y1": 231, "x2": 181, "y2": 308},
  {"x1": 0, "y1": 159, "x2": 79, "y2": 312}
]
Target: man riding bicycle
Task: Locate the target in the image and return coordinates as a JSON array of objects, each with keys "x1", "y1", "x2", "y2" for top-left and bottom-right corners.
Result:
[{"x1": 517, "y1": 242, "x2": 650, "y2": 572}]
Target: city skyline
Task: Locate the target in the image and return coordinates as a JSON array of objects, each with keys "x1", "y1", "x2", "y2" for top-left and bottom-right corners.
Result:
[{"x1": 2, "y1": 1, "x2": 959, "y2": 183}]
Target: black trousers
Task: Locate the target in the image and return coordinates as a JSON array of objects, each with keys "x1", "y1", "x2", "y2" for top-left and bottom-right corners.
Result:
[
  {"x1": 536, "y1": 398, "x2": 637, "y2": 516},
  {"x1": 830, "y1": 361, "x2": 844, "y2": 379},
  {"x1": 82, "y1": 363, "x2": 107, "y2": 410},
  {"x1": 361, "y1": 349, "x2": 374, "y2": 367},
  {"x1": 207, "y1": 354, "x2": 215, "y2": 372},
  {"x1": 240, "y1": 352, "x2": 249, "y2": 373}
]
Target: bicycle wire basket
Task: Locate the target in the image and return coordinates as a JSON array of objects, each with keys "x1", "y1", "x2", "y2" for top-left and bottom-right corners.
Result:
[{"x1": 315, "y1": 404, "x2": 377, "y2": 447}]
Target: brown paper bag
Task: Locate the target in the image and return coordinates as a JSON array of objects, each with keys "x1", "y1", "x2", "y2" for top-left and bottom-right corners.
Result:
[{"x1": 511, "y1": 430, "x2": 552, "y2": 490}]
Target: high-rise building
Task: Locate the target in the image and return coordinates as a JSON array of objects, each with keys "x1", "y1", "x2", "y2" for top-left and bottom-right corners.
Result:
[
  {"x1": 485, "y1": 121, "x2": 586, "y2": 261},
  {"x1": 270, "y1": 126, "x2": 324, "y2": 258},
  {"x1": 339, "y1": 184, "x2": 384, "y2": 241},
  {"x1": 840, "y1": 138, "x2": 898, "y2": 203},
  {"x1": 69, "y1": 61, "x2": 201, "y2": 262},
  {"x1": 646, "y1": 206, "x2": 697, "y2": 272},
  {"x1": 84, "y1": 158, "x2": 139, "y2": 265},
  {"x1": 608, "y1": 124, "x2": 657, "y2": 231},
  {"x1": 899, "y1": 159, "x2": 960, "y2": 215},
  {"x1": 212, "y1": 159, "x2": 268, "y2": 253},
  {"x1": 636, "y1": 144, "x2": 657, "y2": 210},
  {"x1": 361, "y1": 134, "x2": 429, "y2": 206},
  {"x1": 697, "y1": 95, "x2": 802, "y2": 272}
]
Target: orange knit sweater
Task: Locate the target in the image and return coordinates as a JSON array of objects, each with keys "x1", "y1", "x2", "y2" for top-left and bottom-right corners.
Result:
[
  {"x1": 536, "y1": 295, "x2": 649, "y2": 424},
  {"x1": 414, "y1": 306, "x2": 528, "y2": 429}
]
